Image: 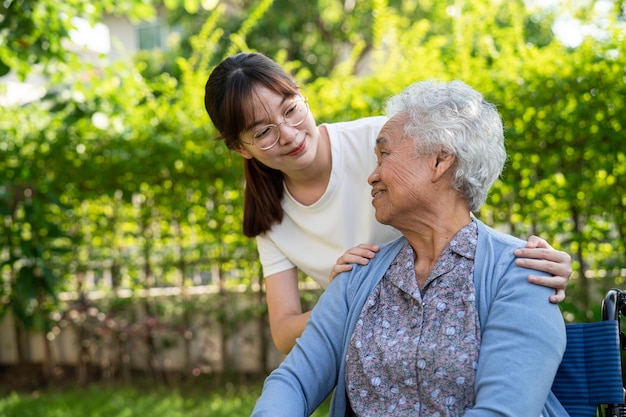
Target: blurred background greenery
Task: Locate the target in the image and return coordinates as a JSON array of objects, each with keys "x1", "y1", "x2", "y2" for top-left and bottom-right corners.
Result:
[{"x1": 1, "y1": 0, "x2": 625, "y2": 413}]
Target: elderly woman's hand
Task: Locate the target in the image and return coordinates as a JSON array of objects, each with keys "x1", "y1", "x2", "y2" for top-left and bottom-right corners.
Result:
[
  {"x1": 514, "y1": 236, "x2": 572, "y2": 304},
  {"x1": 329, "y1": 243, "x2": 380, "y2": 282}
]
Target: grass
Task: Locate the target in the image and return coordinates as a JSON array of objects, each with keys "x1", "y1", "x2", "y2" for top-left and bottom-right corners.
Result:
[{"x1": 0, "y1": 380, "x2": 332, "y2": 417}]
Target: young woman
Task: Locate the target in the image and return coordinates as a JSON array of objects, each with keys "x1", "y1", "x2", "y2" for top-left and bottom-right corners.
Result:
[{"x1": 204, "y1": 52, "x2": 571, "y2": 354}]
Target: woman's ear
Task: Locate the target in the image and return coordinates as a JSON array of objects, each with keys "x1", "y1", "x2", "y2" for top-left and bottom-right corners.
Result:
[
  {"x1": 234, "y1": 146, "x2": 254, "y2": 159},
  {"x1": 432, "y1": 151, "x2": 455, "y2": 182}
]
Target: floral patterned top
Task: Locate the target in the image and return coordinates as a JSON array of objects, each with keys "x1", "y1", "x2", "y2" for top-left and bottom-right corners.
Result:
[{"x1": 345, "y1": 221, "x2": 481, "y2": 417}]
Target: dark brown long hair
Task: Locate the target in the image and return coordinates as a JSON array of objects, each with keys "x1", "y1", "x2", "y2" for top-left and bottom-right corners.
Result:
[{"x1": 204, "y1": 52, "x2": 300, "y2": 237}]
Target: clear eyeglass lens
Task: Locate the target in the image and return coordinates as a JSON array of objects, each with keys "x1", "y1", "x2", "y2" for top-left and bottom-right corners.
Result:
[
  {"x1": 254, "y1": 127, "x2": 279, "y2": 150},
  {"x1": 284, "y1": 100, "x2": 308, "y2": 125},
  {"x1": 253, "y1": 100, "x2": 308, "y2": 150}
]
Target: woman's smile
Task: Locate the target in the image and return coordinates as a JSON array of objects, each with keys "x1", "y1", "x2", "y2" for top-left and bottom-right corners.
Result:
[
  {"x1": 287, "y1": 137, "x2": 307, "y2": 156},
  {"x1": 371, "y1": 187, "x2": 387, "y2": 203}
]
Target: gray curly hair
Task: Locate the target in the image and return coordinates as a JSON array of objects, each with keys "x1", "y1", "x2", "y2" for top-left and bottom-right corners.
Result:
[{"x1": 385, "y1": 79, "x2": 507, "y2": 212}]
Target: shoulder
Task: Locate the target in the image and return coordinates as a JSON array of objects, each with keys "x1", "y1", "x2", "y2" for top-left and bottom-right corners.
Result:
[
  {"x1": 340, "y1": 236, "x2": 406, "y2": 296},
  {"x1": 324, "y1": 115, "x2": 388, "y2": 128},
  {"x1": 325, "y1": 116, "x2": 388, "y2": 176},
  {"x1": 474, "y1": 219, "x2": 526, "y2": 260},
  {"x1": 473, "y1": 218, "x2": 553, "y2": 305},
  {"x1": 323, "y1": 116, "x2": 388, "y2": 141},
  {"x1": 473, "y1": 219, "x2": 530, "y2": 294}
]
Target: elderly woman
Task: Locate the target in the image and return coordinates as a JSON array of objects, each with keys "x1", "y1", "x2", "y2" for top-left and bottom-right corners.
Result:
[{"x1": 250, "y1": 80, "x2": 568, "y2": 417}]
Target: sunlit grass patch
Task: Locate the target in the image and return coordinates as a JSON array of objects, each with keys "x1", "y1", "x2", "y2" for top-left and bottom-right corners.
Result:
[{"x1": 0, "y1": 381, "x2": 331, "y2": 417}]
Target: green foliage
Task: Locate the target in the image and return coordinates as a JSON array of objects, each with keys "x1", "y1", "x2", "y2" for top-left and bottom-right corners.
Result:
[
  {"x1": 0, "y1": 101, "x2": 76, "y2": 331},
  {"x1": 0, "y1": 0, "x2": 157, "y2": 80}
]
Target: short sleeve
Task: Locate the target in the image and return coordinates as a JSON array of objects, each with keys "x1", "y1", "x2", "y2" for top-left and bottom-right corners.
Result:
[{"x1": 256, "y1": 233, "x2": 296, "y2": 278}]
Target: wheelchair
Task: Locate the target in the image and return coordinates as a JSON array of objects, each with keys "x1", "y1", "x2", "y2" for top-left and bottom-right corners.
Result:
[{"x1": 553, "y1": 288, "x2": 626, "y2": 417}]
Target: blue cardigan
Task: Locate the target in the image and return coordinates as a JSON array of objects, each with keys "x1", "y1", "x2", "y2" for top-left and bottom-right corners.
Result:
[{"x1": 252, "y1": 219, "x2": 568, "y2": 417}]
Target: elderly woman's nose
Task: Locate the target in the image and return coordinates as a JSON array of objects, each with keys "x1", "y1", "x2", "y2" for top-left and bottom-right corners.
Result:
[{"x1": 368, "y1": 169, "x2": 380, "y2": 185}]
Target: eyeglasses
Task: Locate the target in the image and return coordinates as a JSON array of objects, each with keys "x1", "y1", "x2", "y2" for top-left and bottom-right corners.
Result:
[{"x1": 241, "y1": 98, "x2": 309, "y2": 150}]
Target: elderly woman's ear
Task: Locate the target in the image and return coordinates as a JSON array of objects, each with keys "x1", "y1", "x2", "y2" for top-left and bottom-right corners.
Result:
[{"x1": 432, "y1": 150, "x2": 455, "y2": 180}]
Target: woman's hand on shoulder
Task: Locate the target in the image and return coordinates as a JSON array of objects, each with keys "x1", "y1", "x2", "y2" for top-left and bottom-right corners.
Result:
[
  {"x1": 329, "y1": 243, "x2": 380, "y2": 282},
  {"x1": 514, "y1": 235, "x2": 572, "y2": 304}
]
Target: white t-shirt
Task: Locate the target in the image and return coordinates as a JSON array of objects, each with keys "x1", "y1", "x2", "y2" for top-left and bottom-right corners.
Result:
[{"x1": 256, "y1": 116, "x2": 402, "y2": 288}]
